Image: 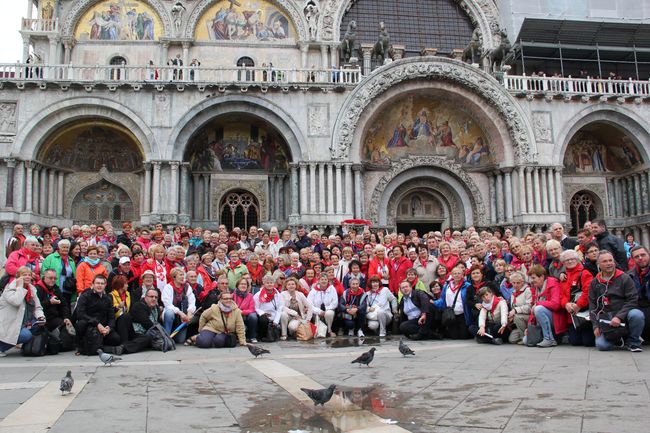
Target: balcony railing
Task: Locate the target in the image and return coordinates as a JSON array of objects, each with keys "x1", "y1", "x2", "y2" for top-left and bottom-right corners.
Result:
[
  {"x1": 21, "y1": 18, "x2": 58, "y2": 33},
  {"x1": 503, "y1": 74, "x2": 650, "y2": 97},
  {"x1": 0, "y1": 63, "x2": 362, "y2": 87}
]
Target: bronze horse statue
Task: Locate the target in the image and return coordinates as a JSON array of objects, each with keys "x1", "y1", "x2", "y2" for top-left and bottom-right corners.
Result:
[
  {"x1": 341, "y1": 20, "x2": 358, "y2": 62},
  {"x1": 487, "y1": 30, "x2": 512, "y2": 72}
]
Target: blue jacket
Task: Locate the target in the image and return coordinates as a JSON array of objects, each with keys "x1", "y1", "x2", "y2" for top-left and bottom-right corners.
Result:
[{"x1": 433, "y1": 280, "x2": 474, "y2": 326}]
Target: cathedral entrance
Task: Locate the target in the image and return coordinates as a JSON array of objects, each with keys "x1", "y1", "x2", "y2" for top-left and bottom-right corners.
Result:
[{"x1": 395, "y1": 190, "x2": 448, "y2": 234}]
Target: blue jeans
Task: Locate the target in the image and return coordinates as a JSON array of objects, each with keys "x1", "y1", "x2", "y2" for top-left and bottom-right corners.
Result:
[
  {"x1": 244, "y1": 313, "x2": 258, "y2": 340},
  {"x1": 596, "y1": 308, "x2": 645, "y2": 351},
  {"x1": 0, "y1": 328, "x2": 34, "y2": 352},
  {"x1": 534, "y1": 305, "x2": 555, "y2": 342},
  {"x1": 163, "y1": 310, "x2": 187, "y2": 343}
]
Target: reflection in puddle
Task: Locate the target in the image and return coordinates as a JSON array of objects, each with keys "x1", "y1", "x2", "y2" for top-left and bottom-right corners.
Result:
[
  {"x1": 308, "y1": 335, "x2": 397, "y2": 349},
  {"x1": 240, "y1": 384, "x2": 405, "y2": 433}
]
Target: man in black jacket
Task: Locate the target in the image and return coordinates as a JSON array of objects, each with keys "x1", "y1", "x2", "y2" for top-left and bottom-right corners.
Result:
[
  {"x1": 36, "y1": 269, "x2": 72, "y2": 333},
  {"x1": 294, "y1": 226, "x2": 311, "y2": 250},
  {"x1": 108, "y1": 257, "x2": 138, "y2": 298},
  {"x1": 75, "y1": 275, "x2": 121, "y2": 353},
  {"x1": 592, "y1": 220, "x2": 628, "y2": 270},
  {"x1": 550, "y1": 223, "x2": 578, "y2": 250},
  {"x1": 398, "y1": 280, "x2": 431, "y2": 340},
  {"x1": 589, "y1": 251, "x2": 644, "y2": 352},
  {"x1": 121, "y1": 288, "x2": 160, "y2": 353},
  {"x1": 629, "y1": 246, "x2": 650, "y2": 340}
]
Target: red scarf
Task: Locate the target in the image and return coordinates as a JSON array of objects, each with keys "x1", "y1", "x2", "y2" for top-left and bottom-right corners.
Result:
[
  {"x1": 410, "y1": 277, "x2": 420, "y2": 289},
  {"x1": 247, "y1": 263, "x2": 264, "y2": 284},
  {"x1": 313, "y1": 283, "x2": 328, "y2": 292},
  {"x1": 23, "y1": 282, "x2": 33, "y2": 304},
  {"x1": 512, "y1": 285, "x2": 525, "y2": 302},
  {"x1": 37, "y1": 281, "x2": 54, "y2": 297},
  {"x1": 229, "y1": 260, "x2": 241, "y2": 272},
  {"x1": 119, "y1": 291, "x2": 127, "y2": 303},
  {"x1": 346, "y1": 287, "x2": 364, "y2": 305},
  {"x1": 449, "y1": 279, "x2": 463, "y2": 293},
  {"x1": 636, "y1": 266, "x2": 649, "y2": 280},
  {"x1": 259, "y1": 288, "x2": 277, "y2": 303},
  {"x1": 271, "y1": 235, "x2": 280, "y2": 243},
  {"x1": 419, "y1": 258, "x2": 428, "y2": 268},
  {"x1": 596, "y1": 269, "x2": 624, "y2": 284},
  {"x1": 172, "y1": 282, "x2": 185, "y2": 296},
  {"x1": 485, "y1": 296, "x2": 503, "y2": 314},
  {"x1": 302, "y1": 277, "x2": 316, "y2": 288}
]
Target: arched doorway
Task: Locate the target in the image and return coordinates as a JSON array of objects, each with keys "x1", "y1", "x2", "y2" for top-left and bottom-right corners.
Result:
[
  {"x1": 395, "y1": 190, "x2": 447, "y2": 234},
  {"x1": 237, "y1": 56, "x2": 255, "y2": 81},
  {"x1": 220, "y1": 190, "x2": 259, "y2": 231},
  {"x1": 569, "y1": 191, "x2": 598, "y2": 235},
  {"x1": 72, "y1": 180, "x2": 134, "y2": 225},
  {"x1": 109, "y1": 56, "x2": 127, "y2": 80}
]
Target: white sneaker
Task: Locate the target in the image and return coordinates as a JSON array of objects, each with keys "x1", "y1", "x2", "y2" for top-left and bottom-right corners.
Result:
[
  {"x1": 357, "y1": 329, "x2": 365, "y2": 338},
  {"x1": 379, "y1": 332, "x2": 386, "y2": 337},
  {"x1": 348, "y1": 329, "x2": 354, "y2": 337}
]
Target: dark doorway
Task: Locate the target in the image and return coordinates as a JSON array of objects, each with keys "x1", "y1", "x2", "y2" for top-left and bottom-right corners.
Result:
[{"x1": 396, "y1": 222, "x2": 442, "y2": 235}]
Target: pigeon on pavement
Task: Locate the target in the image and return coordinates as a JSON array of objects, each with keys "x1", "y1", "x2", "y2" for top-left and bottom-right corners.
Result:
[
  {"x1": 247, "y1": 344, "x2": 270, "y2": 358},
  {"x1": 399, "y1": 338, "x2": 415, "y2": 357},
  {"x1": 97, "y1": 349, "x2": 122, "y2": 366},
  {"x1": 60, "y1": 370, "x2": 74, "y2": 395},
  {"x1": 351, "y1": 347, "x2": 376, "y2": 367},
  {"x1": 300, "y1": 384, "x2": 337, "y2": 406}
]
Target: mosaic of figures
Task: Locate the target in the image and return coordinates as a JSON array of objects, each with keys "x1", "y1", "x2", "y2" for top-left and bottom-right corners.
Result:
[
  {"x1": 40, "y1": 123, "x2": 143, "y2": 172},
  {"x1": 195, "y1": 0, "x2": 295, "y2": 41},
  {"x1": 75, "y1": 0, "x2": 163, "y2": 41},
  {"x1": 564, "y1": 125, "x2": 643, "y2": 174},
  {"x1": 363, "y1": 95, "x2": 493, "y2": 168},
  {"x1": 186, "y1": 116, "x2": 290, "y2": 172}
]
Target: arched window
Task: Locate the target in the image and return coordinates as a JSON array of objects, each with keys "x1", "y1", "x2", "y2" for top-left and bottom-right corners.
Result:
[
  {"x1": 570, "y1": 192, "x2": 598, "y2": 235},
  {"x1": 220, "y1": 190, "x2": 259, "y2": 231},
  {"x1": 109, "y1": 56, "x2": 127, "y2": 80},
  {"x1": 236, "y1": 56, "x2": 255, "y2": 81},
  {"x1": 72, "y1": 181, "x2": 134, "y2": 224}
]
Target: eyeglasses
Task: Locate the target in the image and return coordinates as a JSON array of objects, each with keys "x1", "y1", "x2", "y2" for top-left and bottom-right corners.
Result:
[{"x1": 221, "y1": 297, "x2": 233, "y2": 301}]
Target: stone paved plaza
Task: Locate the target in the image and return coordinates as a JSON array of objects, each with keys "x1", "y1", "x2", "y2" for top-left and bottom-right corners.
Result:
[{"x1": 0, "y1": 338, "x2": 648, "y2": 433}]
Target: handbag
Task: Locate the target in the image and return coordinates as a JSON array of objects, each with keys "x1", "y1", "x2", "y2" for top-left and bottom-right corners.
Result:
[
  {"x1": 223, "y1": 333, "x2": 238, "y2": 347},
  {"x1": 526, "y1": 323, "x2": 543, "y2": 347},
  {"x1": 315, "y1": 319, "x2": 328, "y2": 338},
  {"x1": 263, "y1": 322, "x2": 280, "y2": 342},
  {"x1": 441, "y1": 288, "x2": 462, "y2": 326},
  {"x1": 146, "y1": 323, "x2": 176, "y2": 352},
  {"x1": 21, "y1": 326, "x2": 48, "y2": 357},
  {"x1": 296, "y1": 320, "x2": 314, "y2": 341},
  {"x1": 46, "y1": 331, "x2": 62, "y2": 355},
  {"x1": 600, "y1": 321, "x2": 629, "y2": 343}
]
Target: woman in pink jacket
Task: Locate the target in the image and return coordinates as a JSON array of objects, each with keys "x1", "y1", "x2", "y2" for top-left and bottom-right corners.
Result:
[
  {"x1": 528, "y1": 264, "x2": 566, "y2": 347},
  {"x1": 232, "y1": 277, "x2": 257, "y2": 343}
]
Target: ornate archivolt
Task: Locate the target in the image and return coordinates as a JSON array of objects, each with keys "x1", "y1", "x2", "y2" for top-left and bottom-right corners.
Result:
[
  {"x1": 321, "y1": 0, "x2": 500, "y2": 48},
  {"x1": 184, "y1": 0, "x2": 309, "y2": 41},
  {"x1": 331, "y1": 57, "x2": 536, "y2": 164},
  {"x1": 61, "y1": 0, "x2": 173, "y2": 39},
  {"x1": 386, "y1": 180, "x2": 458, "y2": 228}
]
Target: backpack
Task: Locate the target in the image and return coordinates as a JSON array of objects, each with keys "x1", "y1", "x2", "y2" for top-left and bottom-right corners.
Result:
[
  {"x1": 146, "y1": 323, "x2": 176, "y2": 352},
  {"x1": 21, "y1": 326, "x2": 48, "y2": 357},
  {"x1": 80, "y1": 327, "x2": 103, "y2": 356}
]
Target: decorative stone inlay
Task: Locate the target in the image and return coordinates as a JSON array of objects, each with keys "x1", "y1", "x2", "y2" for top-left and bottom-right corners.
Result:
[
  {"x1": 532, "y1": 111, "x2": 553, "y2": 143},
  {"x1": 61, "y1": 0, "x2": 173, "y2": 39},
  {"x1": 368, "y1": 155, "x2": 488, "y2": 226},
  {"x1": 307, "y1": 103, "x2": 329, "y2": 137},
  {"x1": 331, "y1": 57, "x2": 535, "y2": 164},
  {"x1": 185, "y1": 0, "x2": 308, "y2": 41}
]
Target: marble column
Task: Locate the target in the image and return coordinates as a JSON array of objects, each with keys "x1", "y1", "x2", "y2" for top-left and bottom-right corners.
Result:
[
  {"x1": 361, "y1": 44, "x2": 373, "y2": 75},
  {"x1": 299, "y1": 42, "x2": 309, "y2": 69},
  {"x1": 330, "y1": 45, "x2": 339, "y2": 69},
  {"x1": 269, "y1": 175, "x2": 276, "y2": 220},
  {"x1": 641, "y1": 225, "x2": 650, "y2": 250},
  {"x1": 320, "y1": 44, "x2": 328, "y2": 69},
  {"x1": 202, "y1": 175, "x2": 210, "y2": 220},
  {"x1": 180, "y1": 164, "x2": 190, "y2": 219},
  {"x1": 495, "y1": 171, "x2": 504, "y2": 223},
  {"x1": 299, "y1": 163, "x2": 308, "y2": 215},
  {"x1": 353, "y1": 165, "x2": 362, "y2": 218},
  {"x1": 634, "y1": 174, "x2": 642, "y2": 216},
  {"x1": 327, "y1": 164, "x2": 334, "y2": 214},
  {"x1": 182, "y1": 42, "x2": 191, "y2": 70},
  {"x1": 511, "y1": 169, "x2": 520, "y2": 217},
  {"x1": 504, "y1": 169, "x2": 513, "y2": 222},
  {"x1": 13, "y1": 161, "x2": 25, "y2": 212},
  {"x1": 142, "y1": 163, "x2": 151, "y2": 214},
  {"x1": 30, "y1": 165, "x2": 39, "y2": 213},
  {"x1": 290, "y1": 164, "x2": 299, "y2": 217},
  {"x1": 554, "y1": 168, "x2": 563, "y2": 214},
  {"x1": 48, "y1": 36, "x2": 59, "y2": 67},
  {"x1": 344, "y1": 164, "x2": 353, "y2": 215},
  {"x1": 275, "y1": 175, "x2": 283, "y2": 220},
  {"x1": 525, "y1": 167, "x2": 534, "y2": 215},
  {"x1": 192, "y1": 174, "x2": 202, "y2": 219},
  {"x1": 488, "y1": 173, "x2": 497, "y2": 224},
  {"x1": 170, "y1": 162, "x2": 179, "y2": 214},
  {"x1": 622, "y1": 178, "x2": 630, "y2": 217},
  {"x1": 22, "y1": 36, "x2": 30, "y2": 64},
  {"x1": 151, "y1": 161, "x2": 161, "y2": 215},
  {"x1": 40, "y1": 168, "x2": 48, "y2": 215},
  {"x1": 309, "y1": 163, "x2": 317, "y2": 213},
  {"x1": 613, "y1": 178, "x2": 622, "y2": 218},
  {"x1": 57, "y1": 172, "x2": 64, "y2": 217},
  {"x1": 618, "y1": 178, "x2": 625, "y2": 218},
  {"x1": 517, "y1": 166, "x2": 527, "y2": 215},
  {"x1": 540, "y1": 168, "x2": 549, "y2": 213},
  {"x1": 547, "y1": 168, "x2": 556, "y2": 213},
  {"x1": 532, "y1": 168, "x2": 541, "y2": 213},
  {"x1": 48, "y1": 169, "x2": 55, "y2": 216},
  {"x1": 646, "y1": 171, "x2": 650, "y2": 214},
  {"x1": 318, "y1": 163, "x2": 326, "y2": 213},
  {"x1": 24, "y1": 162, "x2": 33, "y2": 213},
  {"x1": 160, "y1": 42, "x2": 169, "y2": 68},
  {"x1": 606, "y1": 178, "x2": 615, "y2": 218},
  {"x1": 4, "y1": 159, "x2": 15, "y2": 209},
  {"x1": 335, "y1": 163, "x2": 343, "y2": 214},
  {"x1": 642, "y1": 171, "x2": 649, "y2": 214}
]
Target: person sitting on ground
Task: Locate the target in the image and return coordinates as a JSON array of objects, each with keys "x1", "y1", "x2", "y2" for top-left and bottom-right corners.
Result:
[
  {"x1": 365, "y1": 276, "x2": 397, "y2": 337},
  {"x1": 0, "y1": 266, "x2": 45, "y2": 357},
  {"x1": 40, "y1": 239, "x2": 76, "y2": 303},
  {"x1": 398, "y1": 280, "x2": 431, "y2": 340},
  {"x1": 476, "y1": 286, "x2": 508, "y2": 345},
  {"x1": 339, "y1": 277, "x2": 368, "y2": 338},
  {"x1": 74, "y1": 274, "x2": 122, "y2": 354},
  {"x1": 162, "y1": 268, "x2": 196, "y2": 344},
  {"x1": 343, "y1": 260, "x2": 366, "y2": 291},
  {"x1": 528, "y1": 265, "x2": 565, "y2": 348},
  {"x1": 225, "y1": 250, "x2": 248, "y2": 290},
  {"x1": 109, "y1": 275, "x2": 134, "y2": 346},
  {"x1": 233, "y1": 276, "x2": 257, "y2": 343},
  {"x1": 253, "y1": 275, "x2": 284, "y2": 342},
  {"x1": 507, "y1": 271, "x2": 533, "y2": 344},
  {"x1": 126, "y1": 287, "x2": 162, "y2": 353},
  {"x1": 560, "y1": 250, "x2": 594, "y2": 347},
  {"x1": 280, "y1": 277, "x2": 313, "y2": 340},
  {"x1": 108, "y1": 256, "x2": 138, "y2": 299},
  {"x1": 307, "y1": 273, "x2": 338, "y2": 338},
  {"x1": 589, "y1": 250, "x2": 645, "y2": 352},
  {"x1": 433, "y1": 264, "x2": 473, "y2": 339},
  {"x1": 35, "y1": 268, "x2": 72, "y2": 338},
  {"x1": 545, "y1": 240, "x2": 566, "y2": 281},
  {"x1": 196, "y1": 293, "x2": 246, "y2": 348}
]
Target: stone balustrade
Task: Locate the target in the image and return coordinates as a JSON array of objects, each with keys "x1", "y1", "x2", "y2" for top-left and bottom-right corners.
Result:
[
  {"x1": 503, "y1": 74, "x2": 650, "y2": 98},
  {"x1": 21, "y1": 18, "x2": 58, "y2": 33}
]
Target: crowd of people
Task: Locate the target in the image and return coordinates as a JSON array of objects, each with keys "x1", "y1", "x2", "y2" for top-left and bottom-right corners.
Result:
[{"x1": 0, "y1": 219, "x2": 648, "y2": 357}]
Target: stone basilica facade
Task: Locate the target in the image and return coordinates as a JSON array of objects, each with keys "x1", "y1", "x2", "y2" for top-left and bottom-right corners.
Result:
[{"x1": 1, "y1": 0, "x2": 650, "y2": 254}]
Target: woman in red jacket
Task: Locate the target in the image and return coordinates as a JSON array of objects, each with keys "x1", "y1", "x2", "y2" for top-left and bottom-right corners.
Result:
[
  {"x1": 233, "y1": 277, "x2": 258, "y2": 343},
  {"x1": 388, "y1": 245, "x2": 412, "y2": 295},
  {"x1": 559, "y1": 250, "x2": 594, "y2": 346},
  {"x1": 367, "y1": 245, "x2": 390, "y2": 289},
  {"x1": 437, "y1": 242, "x2": 459, "y2": 273},
  {"x1": 528, "y1": 264, "x2": 566, "y2": 347}
]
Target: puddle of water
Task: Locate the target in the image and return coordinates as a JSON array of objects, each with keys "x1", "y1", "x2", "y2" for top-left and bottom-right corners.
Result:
[
  {"x1": 305, "y1": 336, "x2": 397, "y2": 349},
  {"x1": 239, "y1": 384, "x2": 408, "y2": 433}
]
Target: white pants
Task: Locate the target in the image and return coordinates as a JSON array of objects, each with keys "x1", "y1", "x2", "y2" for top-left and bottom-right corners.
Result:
[
  {"x1": 313, "y1": 310, "x2": 335, "y2": 333},
  {"x1": 280, "y1": 312, "x2": 303, "y2": 337},
  {"x1": 367, "y1": 310, "x2": 392, "y2": 334}
]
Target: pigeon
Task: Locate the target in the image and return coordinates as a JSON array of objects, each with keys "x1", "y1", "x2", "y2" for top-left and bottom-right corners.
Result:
[
  {"x1": 351, "y1": 347, "x2": 376, "y2": 367},
  {"x1": 300, "y1": 384, "x2": 337, "y2": 406},
  {"x1": 97, "y1": 349, "x2": 122, "y2": 366},
  {"x1": 247, "y1": 344, "x2": 270, "y2": 358},
  {"x1": 60, "y1": 370, "x2": 74, "y2": 395},
  {"x1": 399, "y1": 338, "x2": 415, "y2": 357}
]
